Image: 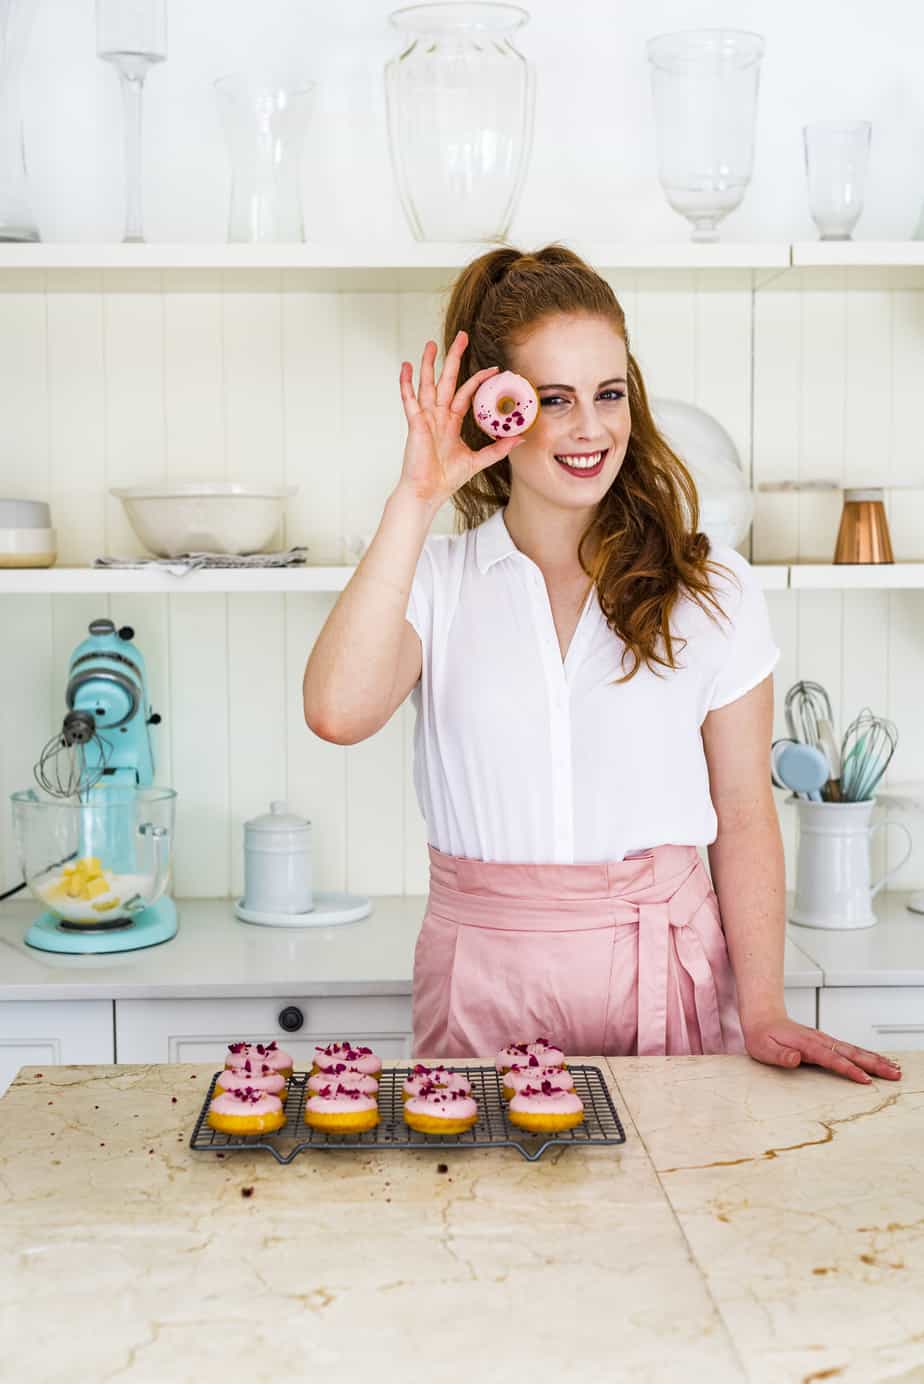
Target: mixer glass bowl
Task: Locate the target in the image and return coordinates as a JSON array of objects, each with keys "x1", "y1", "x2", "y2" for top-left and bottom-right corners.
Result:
[{"x1": 10, "y1": 785, "x2": 176, "y2": 926}]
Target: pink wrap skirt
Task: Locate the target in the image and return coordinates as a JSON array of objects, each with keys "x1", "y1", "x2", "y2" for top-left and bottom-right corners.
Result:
[{"x1": 412, "y1": 843, "x2": 746, "y2": 1060}]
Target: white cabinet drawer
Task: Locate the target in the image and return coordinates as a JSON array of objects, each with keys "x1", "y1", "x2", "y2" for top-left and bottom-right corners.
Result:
[
  {"x1": 115, "y1": 995, "x2": 413, "y2": 1064},
  {"x1": 784, "y1": 987, "x2": 816, "y2": 1027},
  {"x1": 818, "y1": 987, "x2": 924, "y2": 1049},
  {"x1": 0, "y1": 1001, "x2": 114, "y2": 1097}
]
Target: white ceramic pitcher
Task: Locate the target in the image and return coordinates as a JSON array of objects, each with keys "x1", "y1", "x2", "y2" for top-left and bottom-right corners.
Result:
[{"x1": 789, "y1": 797, "x2": 912, "y2": 930}]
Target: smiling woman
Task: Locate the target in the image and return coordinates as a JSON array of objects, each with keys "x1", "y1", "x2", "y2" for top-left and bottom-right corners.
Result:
[{"x1": 302, "y1": 242, "x2": 902, "y2": 1090}]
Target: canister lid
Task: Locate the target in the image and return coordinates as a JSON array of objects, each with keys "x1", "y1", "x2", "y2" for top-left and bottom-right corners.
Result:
[{"x1": 244, "y1": 800, "x2": 311, "y2": 833}]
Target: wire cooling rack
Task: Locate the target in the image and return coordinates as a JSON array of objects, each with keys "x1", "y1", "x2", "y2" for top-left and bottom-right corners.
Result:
[{"x1": 189, "y1": 1063, "x2": 626, "y2": 1164}]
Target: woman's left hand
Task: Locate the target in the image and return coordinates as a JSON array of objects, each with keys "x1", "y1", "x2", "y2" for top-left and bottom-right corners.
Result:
[{"x1": 742, "y1": 1013, "x2": 903, "y2": 1084}]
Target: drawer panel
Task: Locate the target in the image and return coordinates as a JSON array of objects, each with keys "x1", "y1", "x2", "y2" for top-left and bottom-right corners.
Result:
[
  {"x1": 116, "y1": 995, "x2": 413, "y2": 1064},
  {"x1": 0, "y1": 1000, "x2": 114, "y2": 1097},
  {"x1": 819, "y1": 987, "x2": 924, "y2": 1050}
]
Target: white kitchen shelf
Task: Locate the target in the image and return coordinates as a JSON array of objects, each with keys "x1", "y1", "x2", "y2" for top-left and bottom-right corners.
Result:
[
  {"x1": 791, "y1": 241, "x2": 924, "y2": 267},
  {"x1": 0, "y1": 241, "x2": 790, "y2": 272},
  {"x1": 1, "y1": 562, "x2": 795, "y2": 594},
  {"x1": 1, "y1": 242, "x2": 922, "y2": 274},
  {"x1": 788, "y1": 563, "x2": 924, "y2": 589}
]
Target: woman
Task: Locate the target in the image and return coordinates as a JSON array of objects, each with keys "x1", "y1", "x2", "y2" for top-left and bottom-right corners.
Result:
[{"x1": 304, "y1": 244, "x2": 901, "y2": 1087}]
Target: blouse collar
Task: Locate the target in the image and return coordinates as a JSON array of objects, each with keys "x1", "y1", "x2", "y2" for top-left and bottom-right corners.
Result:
[{"x1": 474, "y1": 506, "x2": 518, "y2": 574}]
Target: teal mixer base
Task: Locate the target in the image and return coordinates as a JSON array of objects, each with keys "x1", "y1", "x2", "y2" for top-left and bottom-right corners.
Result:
[{"x1": 25, "y1": 896, "x2": 178, "y2": 955}]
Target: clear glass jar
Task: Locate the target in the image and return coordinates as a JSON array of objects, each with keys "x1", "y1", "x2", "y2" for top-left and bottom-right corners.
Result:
[
  {"x1": 647, "y1": 29, "x2": 764, "y2": 242},
  {"x1": 385, "y1": 2, "x2": 535, "y2": 242},
  {"x1": 215, "y1": 74, "x2": 315, "y2": 243},
  {"x1": 0, "y1": 0, "x2": 40, "y2": 241}
]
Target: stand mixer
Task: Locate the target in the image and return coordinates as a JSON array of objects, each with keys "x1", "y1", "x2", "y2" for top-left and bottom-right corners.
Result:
[{"x1": 10, "y1": 617, "x2": 178, "y2": 954}]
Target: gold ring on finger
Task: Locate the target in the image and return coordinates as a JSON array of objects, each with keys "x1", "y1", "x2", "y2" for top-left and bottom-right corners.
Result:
[{"x1": 830, "y1": 1040, "x2": 839, "y2": 1055}]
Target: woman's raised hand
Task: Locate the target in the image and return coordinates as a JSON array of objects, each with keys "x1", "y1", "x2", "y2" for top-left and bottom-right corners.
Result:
[{"x1": 397, "y1": 330, "x2": 526, "y2": 508}]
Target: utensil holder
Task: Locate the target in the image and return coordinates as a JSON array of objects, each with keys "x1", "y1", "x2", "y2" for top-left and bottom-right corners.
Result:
[{"x1": 789, "y1": 796, "x2": 911, "y2": 929}]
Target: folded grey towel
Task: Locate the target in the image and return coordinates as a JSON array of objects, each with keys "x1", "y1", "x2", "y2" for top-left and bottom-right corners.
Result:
[{"x1": 93, "y1": 547, "x2": 309, "y2": 577}]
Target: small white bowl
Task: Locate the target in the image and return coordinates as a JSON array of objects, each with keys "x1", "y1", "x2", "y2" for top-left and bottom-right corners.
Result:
[
  {"x1": 0, "y1": 498, "x2": 51, "y2": 529},
  {"x1": 110, "y1": 483, "x2": 298, "y2": 558},
  {"x1": 0, "y1": 526, "x2": 57, "y2": 567}
]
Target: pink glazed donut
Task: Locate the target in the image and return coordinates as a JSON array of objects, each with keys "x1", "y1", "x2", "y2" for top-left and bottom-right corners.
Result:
[{"x1": 472, "y1": 370, "x2": 539, "y2": 440}]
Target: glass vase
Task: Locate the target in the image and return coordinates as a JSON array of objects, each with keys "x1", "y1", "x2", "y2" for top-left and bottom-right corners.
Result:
[
  {"x1": 0, "y1": 0, "x2": 39, "y2": 241},
  {"x1": 215, "y1": 74, "x2": 315, "y2": 243},
  {"x1": 385, "y1": 2, "x2": 535, "y2": 242},
  {"x1": 647, "y1": 28, "x2": 764, "y2": 242}
]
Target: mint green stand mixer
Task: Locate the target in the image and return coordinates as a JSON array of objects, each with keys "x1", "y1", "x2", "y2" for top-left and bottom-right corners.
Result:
[{"x1": 11, "y1": 617, "x2": 178, "y2": 955}]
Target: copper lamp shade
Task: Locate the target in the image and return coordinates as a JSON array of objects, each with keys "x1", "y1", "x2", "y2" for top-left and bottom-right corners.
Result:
[{"x1": 833, "y1": 487, "x2": 894, "y2": 564}]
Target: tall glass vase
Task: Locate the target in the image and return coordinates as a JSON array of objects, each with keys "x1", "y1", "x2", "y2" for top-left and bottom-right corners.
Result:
[
  {"x1": 647, "y1": 29, "x2": 764, "y2": 242},
  {"x1": 0, "y1": 0, "x2": 39, "y2": 241},
  {"x1": 215, "y1": 75, "x2": 315, "y2": 242},
  {"x1": 385, "y1": 3, "x2": 535, "y2": 242}
]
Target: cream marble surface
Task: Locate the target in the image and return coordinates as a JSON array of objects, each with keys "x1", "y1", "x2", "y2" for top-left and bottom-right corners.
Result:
[
  {"x1": 2, "y1": 1056, "x2": 922, "y2": 1382},
  {"x1": 0, "y1": 896, "x2": 822, "y2": 999}
]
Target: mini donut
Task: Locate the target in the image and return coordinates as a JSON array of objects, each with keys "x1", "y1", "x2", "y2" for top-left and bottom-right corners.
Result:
[
  {"x1": 311, "y1": 1042, "x2": 382, "y2": 1079},
  {"x1": 306, "y1": 1069, "x2": 378, "y2": 1098},
  {"x1": 401, "y1": 1064, "x2": 473, "y2": 1102},
  {"x1": 502, "y1": 1065, "x2": 575, "y2": 1102},
  {"x1": 526, "y1": 1038, "x2": 566, "y2": 1069},
  {"x1": 472, "y1": 370, "x2": 538, "y2": 441},
  {"x1": 224, "y1": 1040, "x2": 294, "y2": 1079},
  {"x1": 507, "y1": 1081, "x2": 585, "y2": 1134},
  {"x1": 207, "y1": 1087, "x2": 286, "y2": 1136},
  {"x1": 403, "y1": 1082, "x2": 479, "y2": 1136},
  {"x1": 304, "y1": 1082, "x2": 379, "y2": 1134},
  {"x1": 215, "y1": 1062, "x2": 288, "y2": 1102}
]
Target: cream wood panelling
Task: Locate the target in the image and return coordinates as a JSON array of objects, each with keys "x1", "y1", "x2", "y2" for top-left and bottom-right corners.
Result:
[{"x1": 2, "y1": 270, "x2": 924, "y2": 904}]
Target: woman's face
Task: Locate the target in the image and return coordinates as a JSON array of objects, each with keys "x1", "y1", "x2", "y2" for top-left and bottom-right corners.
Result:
[{"x1": 505, "y1": 312, "x2": 631, "y2": 512}]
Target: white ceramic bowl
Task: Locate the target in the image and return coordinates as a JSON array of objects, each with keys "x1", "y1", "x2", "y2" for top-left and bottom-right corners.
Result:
[
  {"x1": 0, "y1": 498, "x2": 51, "y2": 528},
  {"x1": 110, "y1": 483, "x2": 298, "y2": 557},
  {"x1": 650, "y1": 397, "x2": 755, "y2": 549},
  {"x1": 0, "y1": 526, "x2": 57, "y2": 567}
]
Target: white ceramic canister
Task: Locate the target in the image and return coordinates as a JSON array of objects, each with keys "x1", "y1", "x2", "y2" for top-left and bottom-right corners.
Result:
[
  {"x1": 789, "y1": 797, "x2": 912, "y2": 930},
  {"x1": 243, "y1": 801, "x2": 313, "y2": 914}
]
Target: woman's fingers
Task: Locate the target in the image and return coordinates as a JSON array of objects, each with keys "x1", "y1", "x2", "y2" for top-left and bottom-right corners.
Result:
[
  {"x1": 418, "y1": 339, "x2": 438, "y2": 410},
  {"x1": 470, "y1": 433, "x2": 528, "y2": 474},
  {"x1": 435, "y1": 330, "x2": 468, "y2": 407},
  {"x1": 449, "y1": 364, "x2": 500, "y2": 419},
  {"x1": 805, "y1": 1032, "x2": 902, "y2": 1085},
  {"x1": 398, "y1": 360, "x2": 421, "y2": 422}
]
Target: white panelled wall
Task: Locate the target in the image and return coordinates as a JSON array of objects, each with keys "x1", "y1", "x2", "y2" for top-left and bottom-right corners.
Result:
[{"x1": 2, "y1": 267, "x2": 924, "y2": 900}]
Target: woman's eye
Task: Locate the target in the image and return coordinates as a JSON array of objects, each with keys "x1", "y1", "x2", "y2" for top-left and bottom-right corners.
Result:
[
  {"x1": 539, "y1": 396, "x2": 565, "y2": 408},
  {"x1": 600, "y1": 390, "x2": 626, "y2": 402}
]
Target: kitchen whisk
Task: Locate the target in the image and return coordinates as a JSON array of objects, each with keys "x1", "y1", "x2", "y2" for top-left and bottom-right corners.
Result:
[
  {"x1": 784, "y1": 680, "x2": 834, "y2": 749},
  {"x1": 34, "y1": 710, "x2": 113, "y2": 799},
  {"x1": 839, "y1": 707, "x2": 898, "y2": 802}
]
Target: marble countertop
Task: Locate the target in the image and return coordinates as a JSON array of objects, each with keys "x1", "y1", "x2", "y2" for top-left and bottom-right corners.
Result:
[
  {"x1": 0, "y1": 896, "x2": 823, "y2": 1000},
  {"x1": 2, "y1": 1054, "x2": 922, "y2": 1382}
]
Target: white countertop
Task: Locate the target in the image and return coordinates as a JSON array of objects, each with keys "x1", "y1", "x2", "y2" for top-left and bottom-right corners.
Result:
[
  {"x1": 0, "y1": 894, "x2": 826, "y2": 1001},
  {"x1": 2, "y1": 1053, "x2": 921, "y2": 1381}
]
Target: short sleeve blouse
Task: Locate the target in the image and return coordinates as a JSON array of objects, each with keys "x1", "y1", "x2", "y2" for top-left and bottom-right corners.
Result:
[{"x1": 405, "y1": 507, "x2": 779, "y2": 865}]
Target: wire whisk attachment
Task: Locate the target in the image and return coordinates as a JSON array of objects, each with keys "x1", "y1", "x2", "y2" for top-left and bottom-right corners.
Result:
[
  {"x1": 33, "y1": 711, "x2": 113, "y2": 800},
  {"x1": 839, "y1": 707, "x2": 898, "y2": 802}
]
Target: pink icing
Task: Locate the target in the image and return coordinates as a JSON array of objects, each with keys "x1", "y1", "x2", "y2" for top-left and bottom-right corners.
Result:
[
  {"x1": 225, "y1": 1040, "x2": 293, "y2": 1073},
  {"x1": 472, "y1": 370, "x2": 538, "y2": 440},
  {"x1": 504, "y1": 1065, "x2": 574, "y2": 1096},
  {"x1": 405, "y1": 1085, "x2": 478, "y2": 1122},
  {"x1": 509, "y1": 1082, "x2": 584, "y2": 1117},
  {"x1": 217, "y1": 1064, "x2": 287, "y2": 1099},
  {"x1": 402, "y1": 1064, "x2": 473, "y2": 1099},
  {"x1": 209, "y1": 1087, "x2": 283, "y2": 1116},
  {"x1": 527, "y1": 1038, "x2": 566, "y2": 1067},
  {"x1": 305, "y1": 1082, "x2": 377, "y2": 1115},
  {"x1": 313, "y1": 1042, "x2": 382, "y2": 1076},
  {"x1": 307, "y1": 1070, "x2": 377, "y2": 1097}
]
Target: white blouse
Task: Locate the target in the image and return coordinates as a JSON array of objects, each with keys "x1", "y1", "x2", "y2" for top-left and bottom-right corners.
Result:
[{"x1": 405, "y1": 507, "x2": 779, "y2": 865}]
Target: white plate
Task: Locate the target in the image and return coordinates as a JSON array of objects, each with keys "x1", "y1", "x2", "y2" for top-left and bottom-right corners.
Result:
[{"x1": 233, "y1": 891, "x2": 372, "y2": 928}]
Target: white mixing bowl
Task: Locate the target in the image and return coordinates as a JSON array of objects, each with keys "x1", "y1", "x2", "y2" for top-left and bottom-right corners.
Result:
[{"x1": 110, "y1": 483, "x2": 298, "y2": 557}]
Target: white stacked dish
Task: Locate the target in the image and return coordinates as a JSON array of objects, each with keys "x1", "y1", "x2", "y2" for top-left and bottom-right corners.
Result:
[{"x1": 0, "y1": 498, "x2": 57, "y2": 568}]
